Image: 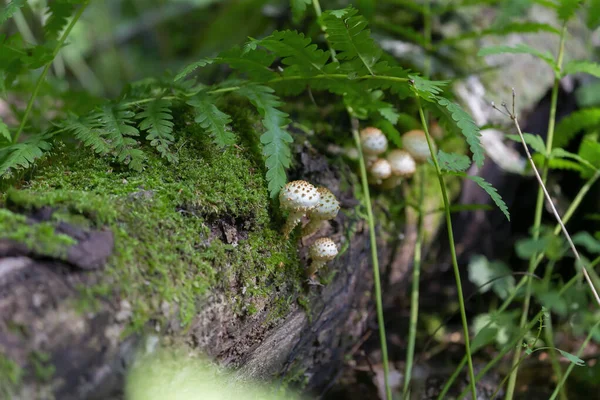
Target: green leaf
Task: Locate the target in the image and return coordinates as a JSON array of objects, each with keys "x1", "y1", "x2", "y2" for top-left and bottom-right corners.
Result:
[
  {"x1": 467, "y1": 175, "x2": 510, "y2": 221},
  {"x1": 550, "y1": 148, "x2": 597, "y2": 172},
  {"x1": 136, "y1": 98, "x2": 177, "y2": 162},
  {"x1": 553, "y1": 108, "x2": 600, "y2": 148},
  {"x1": 98, "y1": 104, "x2": 145, "y2": 171},
  {"x1": 378, "y1": 105, "x2": 399, "y2": 125},
  {"x1": 44, "y1": 0, "x2": 75, "y2": 40},
  {"x1": 0, "y1": 134, "x2": 52, "y2": 177},
  {"x1": 187, "y1": 94, "x2": 235, "y2": 148},
  {"x1": 0, "y1": 0, "x2": 27, "y2": 25},
  {"x1": 546, "y1": 156, "x2": 584, "y2": 172},
  {"x1": 579, "y1": 138, "x2": 600, "y2": 169},
  {"x1": 478, "y1": 44, "x2": 558, "y2": 74},
  {"x1": 506, "y1": 133, "x2": 547, "y2": 155},
  {"x1": 439, "y1": 22, "x2": 560, "y2": 46},
  {"x1": 572, "y1": 232, "x2": 600, "y2": 254},
  {"x1": 375, "y1": 120, "x2": 402, "y2": 148},
  {"x1": 410, "y1": 76, "x2": 448, "y2": 100},
  {"x1": 237, "y1": 84, "x2": 293, "y2": 198},
  {"x1": 0, "y1": 119, "x2": 11, "y2": 142},
  {"x1": 556, "y1": 0, "x2": 582, "y2": 22},
  {"x1": 61, "y1": 112, "x2": 111, "y2": 155},
  {"x1": 563, "y1": 60, "x2": 600, "y2": 78},
  {"x1": 321, "y1": 7, "x2": 381, "y2": 75},
  {"x1": 436, "y1": 97, "x2": 485, "y2": 167},
  {"x1": 174, "y1": 59, "x2": 213, "y2": 82},
  {"x1": 515, "y1": 236, "x2": 549, "y2": 259},
  {"x1": 557, "y1": 349, "x2": 585, "y2": 366},
  {"x1": 587, "y1": 0, "x2": 600, "y2": 29},
  {"x1": 468, "y1": 255, "x2": 515, "y2": 299},
  {"x1": 216, "y1": 46, "x2": 276, "y2": 82},
  {"x1": 534, "y1": 287, "x2": 568, "y2": 317},
  {"x1": 436, "y1": 150, "x2": 471, "y2": 172},
  {"x1": 290, "y1": 0, "x2": 311, "y2": 23}
]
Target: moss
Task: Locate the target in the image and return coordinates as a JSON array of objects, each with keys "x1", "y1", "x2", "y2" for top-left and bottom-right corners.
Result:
[
  {"x1": 0, "y1": 353, "x2": 22, "y2": 398},
  {"x1": 1, "y1": 109, "x2": 301, "y2": 333},
  {"x1": 0, "y1": 208, "x2": 77, "y2": 258},
  {"x1": 28, "y1": 351, "x2": 55, "y2": 383}
]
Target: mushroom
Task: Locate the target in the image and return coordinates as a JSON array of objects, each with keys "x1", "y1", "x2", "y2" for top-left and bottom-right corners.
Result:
[
  {"x1": 302, "y1": 187, "x2": 340, "y2": 237},
  {"x1": 402, "y1": 129, "x2": 435, "y2": 162},
  {"x1": 387, "y1": 149, "x2": 416, "y2": 178},
  {"x1": 279, "y1": 180, "x2": 321, "y2": 239},
  {"x1": 307, "y1": 237, "x2": 338, "y2": 277},
  {"x1": 360, "y1": 127, "x2": 388, "y2": 165},
  {"x1": 369, "y1": 158, "x2": 392, "y2": 184}
]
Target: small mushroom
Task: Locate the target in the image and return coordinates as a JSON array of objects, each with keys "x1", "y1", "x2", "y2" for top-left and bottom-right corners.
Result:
[
  {"x1": 279, "y1": 180, "x2": 321, "y2": 239},
  {"x1": 302, "y1": 187, "x2": 340, "y2": 237},
  {"x1": 369, "y1": 158, "x2": 392, "y2": 184},
  {"x1": 387, "y1": 149, "x2": 416, "y2": 178},
  {"x1": 307, "y1": 237, "x2": 338, "y2": 277},
  {"x1": 402, "y1": 129, "x2": 435, "y2": 162},
  {"x1": 360, "y1": 127, "x2": 388, "y2": 165}
]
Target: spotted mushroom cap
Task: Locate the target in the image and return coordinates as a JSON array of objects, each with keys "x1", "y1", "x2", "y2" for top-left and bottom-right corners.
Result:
[
  {"x1": 402, "y1": 129, "x2": 434, "y2": 162},
  {"x1": 369, "y1": 158, "x2": 392, "y2": 181},
  {"x1": 309, "y1": 237, "x2": 338, "y2": 262},
  {"x1": 279, "y1": 180, "x2": 321, "y2": 212},
  {"x1": 360, "y1": 127, "x2": 388, "y2": 156},
  {"x1": 387, "y1": 150, "x2": 416, "y2": 177},
  {"x1": 307, "y1": 187, "x2": 340, "y2": 220}
]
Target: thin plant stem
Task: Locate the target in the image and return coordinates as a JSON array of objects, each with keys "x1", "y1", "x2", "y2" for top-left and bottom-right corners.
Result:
[
  {"x1": 549, "y1": 319, "x2": 600, "y2": 400},
  {"x1": 544, "y1": 312, "x2": 568, "y2": 400},
  {"x1": 403, "y1": 167, "x2": 425, "y2": 399},
  {"x1": 12, "y1": 2, "x2": 89, "y2": 143},
  {"x1": 505, "y1": 23, "x2": 567, "y2": 399},
  {"x1": 352, "y1": 119, "x2": 392, "y2": 400},
  {"x1": 415, "y1": 96, "x2": 478, "y2": 400}
]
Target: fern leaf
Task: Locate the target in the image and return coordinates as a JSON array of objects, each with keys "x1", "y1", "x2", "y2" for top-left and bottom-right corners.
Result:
[
  {"x1": 291, "y1": 0, "x2": 311, "y2": 23},
  {"x1": 237, "y1": 84, "x2": 293, "y2": 197},
  {"x1": 135, "y1": 98, "x2": 177, "y2": 162},
  {"x1": 436, "y1": 150, "x2": 472, "y2": 172},
  {"x1": 98, "y1": 104, "x2": 145, "y2": 171},
  {"x1": 506, "y1": 133, "x2": 547, "y2": 155},
  {"x1": 579, "y1": 138, "x2": 600, "y2": 169},
  {"x1": 467, "y1": 175, "x2": 510, "y2": 221},
  {"x1": 0, "y1": 134, "x2": 52, "y2": 177},
  {"x1": 61, "y1": 112, "x2": 111, "y2": 155},
  {"x1": 0, "y1": 119, "x2": 11, "y2": 143},
  {"x1": 553, "y1": 108, "x2": 600, "y2": 148},
  {"x1": 174, "y1": 59, "x2": 213, "y2": 82},
  {"x1": 563, "y1": 60, "x2": 600, "y2": 78},
  {"x1": 588, "y1": 0, "x2": 600, "y2": 29},
  {"x1": 557, "y1": 0, "x2": 582, "y2": 21},
  {"x1": 1, "y1": 0, "x2": 27, "y2": 25},
  {"x1": 478, "y1": 44, "x2": 558, "y2": 74},
  {"x1": 216, "y1": 46, "x2": 276, "y2": 82},
  {"x1": 254, "y1": 30, "x2": 329, "y2": 77},
  {"x1": 550, "y1": 148, "x2": 597, "y2": 171},
  {"x1": 44, "y1": 0, "x2": 74, "y2": 40},
  {"x1": 436, "y1": 97, "x2": 485, "y2": 167},
  {"x1": 321, "y1": 7, "x2": 381, "y2": 75},
  {"x1": 547, "y1": 157, "x2": 584, "y2": 172},
  {"x1": 187, "y1": 94, "x2": 235, "y2": 148},
  {"x1": 440, "y1": 22, "x2": 560, "y2": 45},
  {"x1": 410, "y1": 76, "x2": 449, "y2": 101}
]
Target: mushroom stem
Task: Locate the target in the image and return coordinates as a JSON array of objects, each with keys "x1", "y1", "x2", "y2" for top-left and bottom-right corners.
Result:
[
  {"x1": 307, "y1": 260, "x2": 326, "y2": 277},
  {"x1": 283, "y1": 210, "x2": 304, "y2": 239},
  {"x1": 302, "y1": 218, "x2": 324, "y2": 237}
]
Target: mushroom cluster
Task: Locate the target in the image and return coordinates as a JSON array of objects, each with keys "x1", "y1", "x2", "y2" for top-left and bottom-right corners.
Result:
[
  {"x1": 279, "y1": 180, "x2": 341, "y2": 282},
  {"x1": 358, "y1": 126, "x2": 437, "y2": 188}
]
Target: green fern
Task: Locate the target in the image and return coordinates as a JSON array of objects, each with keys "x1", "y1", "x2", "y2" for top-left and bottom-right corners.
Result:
[
  {"x1": 466, "y1": 175, "x2": 510, "y2": 221},
  {"x1": 0, "y1": 134, "x2": 52, "y2": 177},
  {"x1": 0, "y1": 120, "x2": 11, "y2": 143},
  {"x1": 237, "y1": 84, "x2": 293, "y2": 198},
  {"x1": 216, "y1": 46, "x2": 276, "y2": 82},
  {"x1": 478, "y1": 44, "x2": 558, "y2": 75},
  {"x1": 174, "y1": 59, "x2": 213, "y2": 82},
  {"x1": 556, "y1": 0, "x2": 582, "y2": 21},
  {"x1": 135, "y1": 98, "x2": 177, "y2": 162},
  {"x1": 60, "y1": 112, "x2": 111, "y2": 155},
  {"x1": 506, "y1": 133, "x2": 547, "y2": 156},
  {"x1": 0, "y1": 0, "x2": 27, "y2": 25},
  {"x1": 44, "y1": 0, "x2": 76, "y2": 40},
  {"x1": 439, "y1": 22, "x2": 560, "y2": 46},
  {"x1": 553, "y1": 108, "x2": 600, "y2": 148},
  {"x1": 435, "y1": 97, "x2": 485, "y2": 167},
  {"x1": 579, "y1": 138, "x2": 600, "y2": 169},
  {"x1": 436, "y1": 150, "x2": 472, "y2": 172},
  {"x1": 291, "y1": 0, "x2": 311, "y2": 23},
  {"x1": 187, "y1": 94, "x2": 235, "y2": 148},
  {"x1": 97, "y1": 104, "x2": 145, "y2": 171},
  {"x1": 563, "y1": 60, "x2": 600, "y2": 79}
]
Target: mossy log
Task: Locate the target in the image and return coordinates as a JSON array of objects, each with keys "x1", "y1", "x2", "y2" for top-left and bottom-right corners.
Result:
[{"x1": 0, "y1": 110, "x2": 410, "y2": 399}]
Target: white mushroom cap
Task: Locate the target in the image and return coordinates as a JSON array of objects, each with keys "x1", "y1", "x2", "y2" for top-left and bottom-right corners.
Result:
[
  {"x1": 387, "y1": 150, "x2": 416, "y2": 177},
  {"x1": 309, "y1": 237, "x2": 338, "y2": 262},
  {"x1": 307, "y1": 187, "x2": 340, "y2": 220},
  {"x1": 360, "y1": 127, "x2": 388, "y2": 156},
  {"x1": 369, "y1": 158, "x2": 392, "y2": 181},
  {"x1": 402, "y1": 130, "x2": 434, "y2": 162},
  {"x1": 279, "y1": 180, "x2": 321, "y2": 212}
]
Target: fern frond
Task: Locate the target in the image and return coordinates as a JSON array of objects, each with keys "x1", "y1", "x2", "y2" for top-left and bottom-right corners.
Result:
[
  {"x1": 237, "y1": 84, "x2": 293, "y2": 197},
  {"x1": 0, "y1": 134, "x2": 52, "y2": 177},
  {"x1": 579, "y1": 138, "x2": 600, "y2": 168},
  {"x1": 440, "y1": 22, "x2": 560, "y2": 46},
  {"x1": 1, "y1": 0, "x2": 27, "y2": 25},
  {"x1": 0, "y1": 119, "x2": 11, "y2": 143},
  {"x1": 187, "y1": 94, "x2": 235, "y2": 148},
  {"x1": 216, "y1": 46, "x2": 276, "y2": 82},
  {"x1": 435, "y1": 97, "x2": 485, "y2": 167},
  {"x1": 98, "y1": 104, "x2": 145, "y2": 171},
  {"x1": 254, "y1": 30, "x2": 329, "y2": 76},
  {"x1": 588, "y1": 0, "x2": 600, "y2": 29},
  {"x1": 135, "y1": 98, "x2": 177, "y2": 162},
  {"x1": 411, "y1": 75, "x2": 448, "y2": 100},
  {"x1": 556, "y1": 0, "x2": 582, "y2": 21},
  {"x1": 321, "y1": 7, "x2": 381, "y2": 75},
  {"x1": 563, "y1": 60, "x2": 600, "y2": 79},
  {"x1": 467, "y1": 175, "x2": 510, "y2": 221},
  {"x1": 506, "y1": 133, "x2": 547, "y2": 155},
  {"x1": 478, "y1": 44, "x2": 558, "y2": 74},
  {"x1": 553, "y1": 108, "x2": 600, "y2": 148},
  {"x1": 61, "y1": 112, "x2": 111, "y2": 155},
  {"x1": 547, "y1": 157, "x2": 584, "y2": 172},
  {"x1": 44, "y1": 0, "x2": 75, "y2": 40},
  {"x1": 550, "y1": 148, "x2": 597, "y2": 171},
  {"x1": 436, "y1": 150, "x2": 472, "y2": 172},
  {"x1": 174, "y1": 59, "x2": 213, "y2": 82},
  {"x1": 291, "y1": 0, "x2": 311, "y2": 23}
]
